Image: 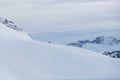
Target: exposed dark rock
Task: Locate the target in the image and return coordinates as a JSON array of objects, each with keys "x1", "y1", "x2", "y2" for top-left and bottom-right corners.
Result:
[
  {"x1": 103, "y1": 51, "x2": 120, "y2": 58},
  {"x1": 0, "y1": 17, "x2": 23, "y2": 31},
  {"x1": 92, "y1": 36, "x2": 104, "y2": 44}
]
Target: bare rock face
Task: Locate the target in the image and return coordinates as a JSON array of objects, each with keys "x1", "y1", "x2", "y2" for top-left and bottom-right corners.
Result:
[
  {"x1": 0, "y1": 17, "x2": 23, "y2": 31},
  {"x1": 103, "y1": 51, "x2": 120, "y2": 58}
]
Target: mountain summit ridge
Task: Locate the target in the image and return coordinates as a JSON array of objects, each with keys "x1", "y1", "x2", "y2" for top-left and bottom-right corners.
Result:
[
  {"x1": 68, "y1": 36, "x2": 120, "y2": 47},
  {"x1": 68, "y1": 36, "x2": 120, "y2": 58}
]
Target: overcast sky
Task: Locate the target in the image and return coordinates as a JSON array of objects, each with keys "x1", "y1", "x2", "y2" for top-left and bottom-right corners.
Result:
[{"x1": 0, "y1": 0, "x2": 120, "y2": 32}]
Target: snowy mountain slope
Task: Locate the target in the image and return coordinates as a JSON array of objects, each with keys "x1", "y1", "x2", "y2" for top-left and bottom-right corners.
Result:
[
  {"x1": 0, "y1": 20, "x2": 120, "y2": 80},
  {"x1": 0, "y1": 17, "x2": 31, "y2": 40},
  {"x1": 0, "y1": 38, "x2": 120, "y2": 80}
]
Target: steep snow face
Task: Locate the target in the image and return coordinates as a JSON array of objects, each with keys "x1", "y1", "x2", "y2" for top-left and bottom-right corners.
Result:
[{"x1": 0, "y1": 17, "x2": 31, "y2": 40}]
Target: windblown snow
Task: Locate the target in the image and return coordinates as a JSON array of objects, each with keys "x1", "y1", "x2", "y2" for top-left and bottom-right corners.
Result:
[{"x1": 0, "y1": 18, "x2": 120, "y2": 80}]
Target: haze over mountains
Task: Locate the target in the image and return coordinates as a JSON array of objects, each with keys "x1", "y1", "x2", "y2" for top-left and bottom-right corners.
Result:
[
  {"x1": 68, "y1": 36, "x2": 120, "y2": 58},
  {"x1": 29, "y1": 29, "x2": 120, "y2": 58}
]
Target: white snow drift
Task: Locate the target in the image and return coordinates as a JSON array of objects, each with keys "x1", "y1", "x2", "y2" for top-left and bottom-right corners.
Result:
[{"x1": 0, "y1": 21, "x2": 120, "y2": 80}]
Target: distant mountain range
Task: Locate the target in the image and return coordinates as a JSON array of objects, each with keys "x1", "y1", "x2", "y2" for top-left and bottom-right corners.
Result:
[{"x1": 68, "y1": 36, "x2": 120, "y2": 58}]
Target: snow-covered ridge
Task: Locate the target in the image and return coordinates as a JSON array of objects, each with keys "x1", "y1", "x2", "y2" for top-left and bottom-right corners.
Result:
[
  {"x1": 0, "y1": 17, "x2": 31, "y2": 40},
  {"x1": 0, "y1": 17, "x2": 23, "y2": 31},
  {"x1": 68, "y1": 36, "x2": 120, "y2": 47},
  {"x1": 68, "y1": 36, "x2": 120, "y2": 58}
]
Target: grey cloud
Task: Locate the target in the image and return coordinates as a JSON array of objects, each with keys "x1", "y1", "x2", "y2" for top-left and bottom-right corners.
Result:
[{"x1": 0, "y1": 0, "x2": 120, "y2": 32}]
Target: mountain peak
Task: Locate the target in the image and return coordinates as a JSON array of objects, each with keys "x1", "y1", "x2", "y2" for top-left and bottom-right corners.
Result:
[
  {"x1": 68, "y1": 36, "x2": 120, "y2": 47},
  {"x1": 94, "y1": 36, "x2": 120, "y2": 45}
]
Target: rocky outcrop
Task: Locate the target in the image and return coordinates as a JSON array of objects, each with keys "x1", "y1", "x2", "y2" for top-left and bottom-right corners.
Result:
[
  {"x1": 0, "y1": 17, "x2": 23, "y2": 31},
  {"x1": 103, "y1": 51, "x2": 120, "y2": 58}
]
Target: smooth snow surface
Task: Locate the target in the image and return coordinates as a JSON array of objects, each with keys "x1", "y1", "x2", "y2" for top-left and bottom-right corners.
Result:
[
  {"x1": 0, "y1": 24, "x2": 120, "y2": 80},
  {"x1": 0, "y1": 39, "x2": 120, "y2": 80}
]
